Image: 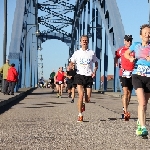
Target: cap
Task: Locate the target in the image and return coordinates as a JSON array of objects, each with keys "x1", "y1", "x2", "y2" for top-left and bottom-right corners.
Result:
[{"x1": 124, "y1": 35, "x2": 133, "y2": 41}]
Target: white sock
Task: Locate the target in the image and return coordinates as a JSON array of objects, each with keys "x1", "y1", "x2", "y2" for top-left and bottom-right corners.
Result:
[
  {"x1": 79, "y1": 113, "x2": 82, "y2": 116},
  {"x1": 141, "y1": 126, "x2": 146, "y2": 129}
]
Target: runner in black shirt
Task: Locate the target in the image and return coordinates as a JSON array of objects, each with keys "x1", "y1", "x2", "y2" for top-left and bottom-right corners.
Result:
[{"x1": 66, "y1": 63, "x2": 77, "y2": 103}]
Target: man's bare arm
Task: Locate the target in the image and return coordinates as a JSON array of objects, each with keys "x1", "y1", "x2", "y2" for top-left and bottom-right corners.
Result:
[
  {"x1": 93, "y1": 61, "x2": 98, "y2": 73},
  {"x1": 69, "y1": 62, "x2": 74, "y2": 67},
  {"x1": 124, "y1": 49, "x2": 135, "y2": 62},
  {"x1": 114, "y1": 57, "x2": 119, "y2": 67}
]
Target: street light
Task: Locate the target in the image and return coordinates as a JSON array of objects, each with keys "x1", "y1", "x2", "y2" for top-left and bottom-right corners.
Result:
[
  {"x1": 3, "y1": 0, "x2": 7, "y2": 64},
  {"x1": 38, "y1": 45, "x2": 43, "y2": 51},
  {"x1": 35, "y1": 29, "x2": 40, "y2": 36},
  {"x1": 38, "y1": 63, "x2": 43, "y2": 68},
  {"x1": 38, "y1": 55, "x2": 43, "y2": 61}
]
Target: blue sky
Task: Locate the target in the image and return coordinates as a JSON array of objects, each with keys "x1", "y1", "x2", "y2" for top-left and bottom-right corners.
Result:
[{"x1": 0, "y1": 0, "x2": 149, "y2": 79}]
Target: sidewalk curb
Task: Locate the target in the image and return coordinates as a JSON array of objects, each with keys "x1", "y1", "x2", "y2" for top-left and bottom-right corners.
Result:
[{"x1": 0, "y1": 88, "x2": 36, "y2": 109}]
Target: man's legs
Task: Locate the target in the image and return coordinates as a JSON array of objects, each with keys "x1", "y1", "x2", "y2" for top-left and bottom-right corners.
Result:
[
  {"x1": 67, "y1": 83, "x2": 72, "y2": 98},
  {"x1": 84, "y1": 88, "x2": 92, "y2": 103},
  {"x1": 56, "y1": 83, "x2": 60, "y2": 97},
  {"x1": 11, "y1": 82, "x2": 16, "y2": 95},
  {"x1": 120, "y1": 77, "x2": 132, "y2": 120},
  {"x1": 136, "y1": 89, "x2": 149, "y2": 136},
  {"x1": 51, "y1": 79, "x2": 55, "y2": 92},
  {"x1": 4, "y1": 80, "x2": 9, "y2": 94},
  {"x1": 71, "y1": 86, "x2": 75, "y2": 103},
  {"x1": 2, "y1": 79, "x2": 6, "y2": 93},
  {"x1": 122, "y1": 87, "x2": 129, "y2": 113},
  {"x1": 52, "y1": 83, "x2": 55, "y2": 92},
  {"x1": 58, "y1": 84, "x2": 61, "y2": 95},
  {"x1": 132, "y1": 74, "x2": 150, "y2": 136},
  {"x1": 127, "y1": 77, "x2": 133, "y2": 105},
  {"x1": 60, "y1": 84, "x2": 64, "y2": 97},
  {"x1": 77, "y1": 84, "x2": 84, "y2": 122}
]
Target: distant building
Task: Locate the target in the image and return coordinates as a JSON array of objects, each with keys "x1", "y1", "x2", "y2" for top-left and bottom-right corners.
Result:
[{"x1": 100, "y1": 75, "x2": 120, "y2": 91}]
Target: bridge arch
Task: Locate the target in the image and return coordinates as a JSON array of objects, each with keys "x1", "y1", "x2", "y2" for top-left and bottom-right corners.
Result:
[{"x1": 39, "y1": 32, "x2": 71, "y2": 48}]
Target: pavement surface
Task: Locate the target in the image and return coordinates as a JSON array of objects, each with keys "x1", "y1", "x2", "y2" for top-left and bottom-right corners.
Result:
[{"x1": 0, "y1": 88, "x2": 150, "y2": 150}]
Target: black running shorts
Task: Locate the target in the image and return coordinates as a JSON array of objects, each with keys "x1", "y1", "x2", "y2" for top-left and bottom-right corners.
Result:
[
  {"x1": 67, "y1": 82, "x2": 77, "y2": 89},
  {"x1": 119, "y1": 76, "x2": 133, "y2": 91},
  {"x1": 132, "y1": 74, "x2": 150, "y2": 93},
  {"x1": 74, "y1": 74, "x2": 93, "y2": 88}
]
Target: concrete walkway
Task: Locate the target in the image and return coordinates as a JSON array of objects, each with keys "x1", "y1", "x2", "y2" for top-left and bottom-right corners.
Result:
[{"x1": 0, "y1": 88, "x2": 150, "y2": 150}]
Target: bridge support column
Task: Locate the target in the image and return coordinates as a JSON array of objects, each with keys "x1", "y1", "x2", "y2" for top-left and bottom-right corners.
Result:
[
  {"x1": 87, "y1": 0, "x2": 90, "y2": 36},
  {"x1": 83, "y1": 6, "x2": 86, "y2": 35},
  {"x1": 114, "y1": 66, "x2": 119, "y2": 92},
  {"x1": 95, "y1": 8, "x2": 102, "y2": 90},
  {"x1": 103, "y1": 31, "x2": 108, "y2": 91},
  {"x1": 92, "y1": 1, "x2": 95, "y2": 53}
]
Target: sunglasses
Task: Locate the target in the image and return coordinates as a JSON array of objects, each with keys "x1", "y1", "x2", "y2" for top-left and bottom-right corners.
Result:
[{"x1": 126, "y1": 40, "x2": 132, "y2": 42}]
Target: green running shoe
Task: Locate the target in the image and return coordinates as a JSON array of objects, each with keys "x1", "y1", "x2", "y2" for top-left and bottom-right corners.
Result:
[
  {"x1": 136, "y1": 120, "x2": 148, "y2": 136},
  {"x1": 136, "y1": 120, "x2": 142, "y2": 136},
  {"x1": 57, "y1": 93, "x2": 59, "y2": 98},
  {"x1": 141, "y1": 127, "x2": 148, "y2": 136}
]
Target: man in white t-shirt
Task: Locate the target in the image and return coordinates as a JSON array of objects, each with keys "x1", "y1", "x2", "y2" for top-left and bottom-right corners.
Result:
[{"x1": 70, "y1": 35, "x2": 98, "y2": 122}]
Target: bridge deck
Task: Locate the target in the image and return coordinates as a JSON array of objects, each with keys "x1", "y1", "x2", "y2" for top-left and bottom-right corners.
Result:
[{"x1": 0, "y1": 88, "x2": 150, "y2": 149}]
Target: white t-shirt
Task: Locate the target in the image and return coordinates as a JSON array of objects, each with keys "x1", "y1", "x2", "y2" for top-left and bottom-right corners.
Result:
[{"x1": 70, "y1": 48, "x2": 98, "y2": 76}]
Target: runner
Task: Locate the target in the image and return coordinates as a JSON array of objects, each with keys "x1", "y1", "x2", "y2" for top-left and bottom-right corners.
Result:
[
  {"x1": 124, "y1": 24, "x2": 150, "y2": 136},
  {"x1": 54, "y1": 69, "x2": 59, "y2": 97},
  {"x1": 54, "y1": 67, "x2": 66, "y2": 98},
  {"x1": 70, "y1": 35, "x2": 98, "y2": 122},
  {"x1": 65, "y1": 66, "x2": 70, "y2": 93},
  {"x1": 66, "y1": 63, "x2": 77, "y2": 103},
  {"x1": 50, "y1": 70, "x2": 55, "y2": 93},
  {"x1": 115, "y1": 35, "x2": 134, "y2": 120}
]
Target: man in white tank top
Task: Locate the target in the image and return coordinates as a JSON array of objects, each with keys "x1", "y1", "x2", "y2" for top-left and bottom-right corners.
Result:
[{"x1": 70, "y1": 35, "x2": 98, "y2": 122}]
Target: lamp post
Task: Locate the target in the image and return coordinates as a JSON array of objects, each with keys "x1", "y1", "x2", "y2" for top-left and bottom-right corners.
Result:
[
  {"x1": 38, "y1": 45, "x2": 43, "y2": 51},
  {"x1": 3, "y1": 0, "x2": 7, "y2": 64},
  {"x1": 39, "y1": 55, "x2": 43, "y2": 61},
  {"x1": 38, "y1": 55, "x2": 43, "y2": 79}
]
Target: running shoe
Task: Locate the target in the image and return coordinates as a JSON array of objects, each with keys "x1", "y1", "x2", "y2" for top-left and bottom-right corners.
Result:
[
  {"x1": 136, "y1": 120, "x2": 142, "y2": 136},
  {"x1": 71, "y1": 99, "x2": 74, "y2": 103},
  {"x1": 77, "y1": 115, "x2": 83, "y2": 122}
]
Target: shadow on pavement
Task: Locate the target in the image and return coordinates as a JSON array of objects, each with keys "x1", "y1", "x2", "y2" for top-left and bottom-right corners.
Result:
[
  {"x1": 28, "y1": 92, "x2": 54, "y2": 95},
  {"x1": 23, "y1": 106, "x2": 55, "y2": 108},
  {"x1": 83, "y1": 120, "x2": 89, "y2": 122},
  {"x1": 45, "y1": 102, "x2": 66, "y2": 104}
]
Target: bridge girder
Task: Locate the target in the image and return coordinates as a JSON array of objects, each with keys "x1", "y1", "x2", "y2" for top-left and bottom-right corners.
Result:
[{"x1": 8, "y1": 0, "x2": 125, "y2": 93}]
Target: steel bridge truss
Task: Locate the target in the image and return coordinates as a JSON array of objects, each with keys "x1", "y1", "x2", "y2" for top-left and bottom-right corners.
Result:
[{"x1": 8, "y1": 0, "x2": 125, "y2": 92}]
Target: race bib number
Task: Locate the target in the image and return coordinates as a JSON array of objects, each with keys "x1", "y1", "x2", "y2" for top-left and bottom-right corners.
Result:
[
  {"x1": 79, "y1": 58, "x2": 92, "y2": 74},
  {"x1": 59, "y1": 81, "x2": 62, "y2": 84},
  {"x1": 137, "y1": 65, "x2": 150, "y2": 77},
  {"x1": 122, "y1": 70, "x2": 132, "y2": 78}
]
